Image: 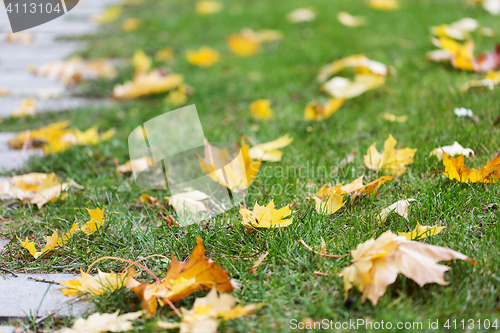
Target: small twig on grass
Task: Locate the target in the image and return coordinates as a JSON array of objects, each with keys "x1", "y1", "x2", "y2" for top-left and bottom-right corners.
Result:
[
  {"x1": 0, "y1": 267, "x2": 17, "y2": 277},
  {"x1": 28, "y1": 277, "x2": 60, "y2": 285},
  {"x1": 299, "y1": 239, "x2": 350, "y2": 258},
  {"x1": 424, "y1": 170, "x2": 444, "y2": 179},
  {"x1": 313, "y1": 271, "x2": 335, "y2": 276},
  {"x1": 249, "y1": 251, "x2": 269, "y2": 274},
  {"x1": 35, "y1": 296, "x2": 85, "y2": 324}
]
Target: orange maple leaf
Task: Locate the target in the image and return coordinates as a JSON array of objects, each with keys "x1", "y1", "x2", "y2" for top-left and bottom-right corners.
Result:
[
  {"x1": 442, "y1": 151, "x2": 500, "y2": 183},
  {"x1": 126, "y1": 237, "x2": 237, "y2": 318}
]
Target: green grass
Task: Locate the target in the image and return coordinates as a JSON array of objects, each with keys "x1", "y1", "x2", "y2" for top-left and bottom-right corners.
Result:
[{"x1": 1, "y1": 0, "x2": 500, "y2": 332}]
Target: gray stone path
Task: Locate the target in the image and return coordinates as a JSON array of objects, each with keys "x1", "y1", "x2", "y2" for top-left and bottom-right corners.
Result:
[
  {"x1": 0, "y1": 274, "x2": 92, "y2": 318},
  {"x1": 0, "y1": 0, "x2": 120, "y2": 171}
]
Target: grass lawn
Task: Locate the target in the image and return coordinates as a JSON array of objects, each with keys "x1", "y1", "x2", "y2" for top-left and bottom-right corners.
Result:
[{"x1": 1, "y1": 0, "x2": 500, "y2": 332}]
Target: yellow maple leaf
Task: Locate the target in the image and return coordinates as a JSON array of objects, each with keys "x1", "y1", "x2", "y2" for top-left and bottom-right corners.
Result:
[
  {"x1": 339, "y1": 231, "x2": 476, "y2": 305},
  {"x1": 195, "y1": 0, "x2": 222, "y2": 15},
  {"x1": 157, "y1": 288, "x2": 262, "y2": 333},
  {"x1": 368, "y1": 0, "x2": 400, "y2": 11},
  {"x1": 250, "y1": 99, "x2": 273, "y2": 120},
  {"x1": 133, "y1": 50, "x2": 152, "y2": 76},
  {"x1": 304, "y1": 98, "x2": 345, "y2": 121},
  {"x1": 56, "y1": 311, "x2": 142, "y2": 333},
  {"x1": 186, "y1": 47, "x2": 220, "y2": 67},
  {"x1": 442, "y1": 151, "x2": 500, "y2": 183},
  {"x1": 313, "y1": 185, "x2": 344, "y2": 215},
  {"x1": 126, "y1": 237, "x2": 237, "y2": 318},
  {"x1": 247, "y1": 134, "x2": 293, "y2": 162},
  {"x1": 113, "y1": 70, "x2": 184, "y2": 99},
  {"x1": 80, "y1": 207, "x2": 105, "y2": 235},
  {"x1": 198, "y1": 138, "x2": 261, "y2": 192},
  {"x1": 61, "y1": 269, "x2": 129, "y2": 297},
  {"x1": 240, "y1": 200, "x2": 293, "y2": 228},
  {"x1": 122, "y1": 18, "x2": 141, "y2": 31},
  {"x1": 398, "y1": 223, "x2": 446, "y2": 240},
  {"x1": 364, "y1": 134, "x2": 417, "y2": 176},
  {"x1": 227, "y1": 34, "x2": 260, "y2": 57},
  {"x1": 317, "y1": 54, "x2": 389, "y2": 83},
  {"x1": 92, "y1": 6, "x2": 122, "y2": 24}
]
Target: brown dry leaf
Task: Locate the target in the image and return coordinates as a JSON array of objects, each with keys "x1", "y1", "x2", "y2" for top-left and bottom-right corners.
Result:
[
  {"x1": 364, "y1": 134, "x2": 417, "y2": 176},
  {"x1": 198, "y1": 138, "x2": 261, "y2": 192},
  {"x1": 378, "y1": 198, "x2": 416, "y2": 223},
  {"x1": 56, "y1": 311, "x2": 142, "y2": 333},
  {"x1": 157, "y1": 288, "x2": 262, "y2": 333},
  {"x1": 126, "y1": 237, "x2": 238, "y2": 318},
  {"x1": 339, "y1": 230, "x2": 476, "y2": 305},
  {"x1": 250, "y1": 251, "x2": 269, "y2": 274},
  {"x1": 304, "y1": 98, "x2": 345, "y2": 121},
  {"x1": 139, "y1": 193, "x2": 159, "y2": 206},
  {"x1": 442, "y1": 151, "x2": 500, "y2": 183},
  {"x1": 240, "y1": 200, "x2": 293, "y2": 228},
  {"x1": 398, "y1": 223, "x2": 446, "y2": 240},
  {"x1": 248, "y1": 134, "x2": 293, "y2": 162}
]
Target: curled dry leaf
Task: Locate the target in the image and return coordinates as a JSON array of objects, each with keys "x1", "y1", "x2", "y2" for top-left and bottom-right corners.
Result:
[
  {"x1": 186, "y1": 47, "x2": 220, "y2": 67},
  {"x1": 442, "y1": 151, "x2": 500, "y2": 183},
  {"x1": 364, "y1": 134, "x2": 417, "y2": 176},
  {"x1": 250, "y1": 251, "x2": 269, "y2": 274},
  {"x1": 286, "y1": 8, "x2": 315, "y2": 23},
  {"x1": 61, "y1": 269, "x2": 129, "y2": 297},
  {"x1": 317, "y1": 54, "x2": 389, "y2": 83},
  {"x1": 168, "y1": 190, "x2": 214, "y2": 214},
  {"x1": 322, "y1": 74, "x2": 385, "y2": 99},
  {"x1": 8, "y1": 121, "x2": 115, "y2": 155},
  {"x1": 339, "y1": 231, "x2": 476, "y2": 305},
  {"x1": 337, "y1": 12, "x2": 367, "y2": 27},
  {"x1": 56, "y1": 311, "x2": 142, "y2": 333},
  {"x1": 304, "y1": 98, "x2": 345, "y2": 121},
  {"x1": 248, "y1": 134, "x2": 293, "y2": 162},
  {"x1": 378, "y1": 198, "x2": 416, "y2": 223},
  {"x1": 398, "y1": 223, "x2": 446, "y2": 240},
  {"x1": 429, "y1": 142, "x2": 474, "y2": 160},
  {"x1": 250, "y1": 99, "x2": 273, "y2": 120},
  {"x1": 240, "y1": 200, "x2": 293, "y2": 228},
  {"x1": 126, "y1": 237, "x2": 237, "y2": 318},
  {"x1": 157, "y1": 288, "x2": 262, "y2": 333},
  {"x1": 195, "y1": 0, "x2": 223, "y2": 15},
  {"x1": 198, "y1": 138, "x2": 261, "y2": 192}
]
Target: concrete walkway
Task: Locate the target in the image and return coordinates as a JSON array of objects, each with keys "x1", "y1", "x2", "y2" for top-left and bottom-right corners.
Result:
[{"x1": 0, "y1": 0, "x2": 119, "y2": 171}]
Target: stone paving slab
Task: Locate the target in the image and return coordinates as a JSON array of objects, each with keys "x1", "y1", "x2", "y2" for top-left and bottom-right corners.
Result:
[
  {"x1": 0, "y1": 325, "x2": 16, "y2": 333},
  {"x1": 0, "y1": 238, "x2": 8, "y2": 251},
  {"x1": 0, "y1": 133, "x2": 43, "y2": 171},
  {"x1": 0, "y1": 73, "x2": 66, "y2": 97},
  {"x1": 0, "y1": 274, "x2": 92, "y2": 318},
  {"x1": 0, "y1": 97, "x2": 101, "y2": 118}
]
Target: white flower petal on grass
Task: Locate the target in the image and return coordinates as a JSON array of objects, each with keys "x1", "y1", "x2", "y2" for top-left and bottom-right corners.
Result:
[
  {"x1": 429, "y1": 142, "x2": 474, "y2": 160},
  {"x1": 454, "y1": 107, "x2": 473, "y2": 117},
  {"x1": 379, "y1": 198, "x2": 416, "y2": 223}
]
